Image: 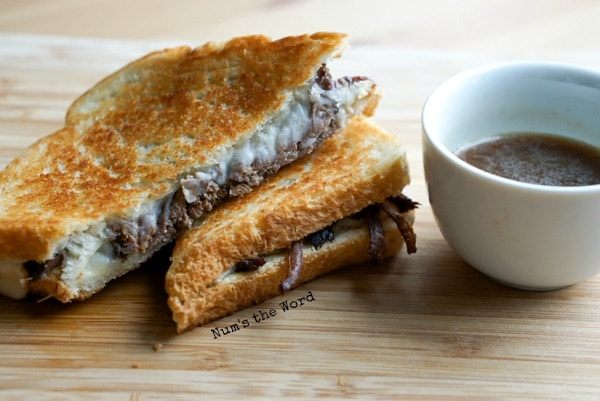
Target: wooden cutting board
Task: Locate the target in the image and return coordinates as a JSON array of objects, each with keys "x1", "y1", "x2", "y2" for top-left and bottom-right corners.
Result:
[{"x1": 1, "y1": 34, "x2": 600, "y2": 400}]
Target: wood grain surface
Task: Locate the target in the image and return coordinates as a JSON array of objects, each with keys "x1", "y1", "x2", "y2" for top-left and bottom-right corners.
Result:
[{"x1": 1, "y1": 28, "x2": 600, "y2": 400}]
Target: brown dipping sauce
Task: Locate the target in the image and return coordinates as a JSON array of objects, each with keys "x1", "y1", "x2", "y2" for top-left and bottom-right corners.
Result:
[{"x1": 456, "y1": 133, "x2": 600, "y2": 186}]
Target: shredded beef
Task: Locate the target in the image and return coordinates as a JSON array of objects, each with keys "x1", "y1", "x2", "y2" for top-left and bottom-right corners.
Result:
[
  {"x1": 234, "y1": 257, "x2": 267, "y2": 273},
  {"x1": 110, "y1": 220, "x2": 139, "y2": 256},
  {"x1": 24, "y1": 254, "x2": 64, "y2": 280},
  {"x1": 365, "y1": 205, "x2": 386, "y2": 263},
  {"x1": 305, "y1": 226, "x2": 335, "y2": 249},
  {"x1": 29, "y1": 65, "x2": 374, "y2": 284},
  {"x1": 106, "y1": 64, "x2": 348, "y2": 259},
  {"x1": 278, "y1": 195, "x2": 419, "y2": 288},
  {"x1": 316, "y1": 64, "x2": 369, "y2": 90},
  {"x1": 168, "y1": 191, "x2": 193, "y2": 232},
  {"x1": 380, "y1": 197, "x2": 418, "y2": 254},
  {"x1": 387, "y1": 193, "x2": 421, "y2": 214},
  {"x1": 315, "y1": 65, "x2": 334, "y2": 90},
  {"x1": 280, "y1": 241, "x2": 304, "y2": 293}
]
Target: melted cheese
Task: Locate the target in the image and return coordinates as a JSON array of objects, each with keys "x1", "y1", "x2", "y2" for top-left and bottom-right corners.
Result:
[
  {"x1": 182, "y1": 79, "x2": 373, "y2": 203},
  {"x1": 41, "y1": 78, "x2": 375, "y2": 299}
]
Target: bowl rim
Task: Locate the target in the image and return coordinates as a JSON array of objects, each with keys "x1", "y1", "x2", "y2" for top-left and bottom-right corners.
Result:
[{"x1": 421, "y1": 60, "x2": 600, "y2": 193}]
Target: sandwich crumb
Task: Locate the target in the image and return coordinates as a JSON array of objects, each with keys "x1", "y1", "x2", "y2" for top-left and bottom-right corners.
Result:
[
  {"x1": 131, "y1": 363, "x2": 140, "y2": 369},
  {"x1": 153, "y1": 343, "x2": 163, "y2": 352}
]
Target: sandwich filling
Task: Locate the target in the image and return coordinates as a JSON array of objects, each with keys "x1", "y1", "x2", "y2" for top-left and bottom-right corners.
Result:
[
  {"x1": 17, "y1": 65, "x2": 378, "y2": 301},
  {"x1": 217, "y1": 195, "x2": 419, "y2": 292}
]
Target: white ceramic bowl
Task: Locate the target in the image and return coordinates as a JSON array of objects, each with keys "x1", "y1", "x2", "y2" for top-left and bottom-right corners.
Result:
[{"x1": 422, "y1": 61, "x2": 600, "y2": 290}]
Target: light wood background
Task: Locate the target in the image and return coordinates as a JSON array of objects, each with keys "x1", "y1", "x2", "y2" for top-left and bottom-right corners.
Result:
[{"x1": 1, "y1": 1, "x2": 600, "y2": 400}]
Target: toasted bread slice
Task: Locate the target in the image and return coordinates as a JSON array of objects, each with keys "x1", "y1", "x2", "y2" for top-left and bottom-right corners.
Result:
[
  {"x1": 166, "y1": 118, "x2": 415, "y2": 333},
  {"x1": 0, "y1": 33, "x2": 380, "y2": 302}
]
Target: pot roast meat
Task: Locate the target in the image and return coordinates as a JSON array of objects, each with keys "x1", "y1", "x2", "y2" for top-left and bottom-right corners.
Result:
[
  {"x1": 233, "y1": 257, "x2": 267, "y2": 273},
  {"x1": 280, "y1": 240, "x2": 304, "y2": 293},
  {"x1": 365, "y1": 205, "x2": 386, "y2": 263},
  {"x1": 380, "y1": 199, "x2": 418, "y2": 254},
  {"x1": 277, "y1": 196, "x2": 419, "y2": 291},
  {"x1": 106, "y1": 64, "x2": 350, "y2": 259},
  {"x1": 388, "y1": 193, "x2": 421, "y2": 214},
  {"x1": 26, "y1": 63, "x2": 355, "y2": 281},
  {"x1": 305, "y1": 226, "x2": 335, "y2": 249},
  {"x1": 207, "y1": 196, "x2": 420, "y2": 294}
]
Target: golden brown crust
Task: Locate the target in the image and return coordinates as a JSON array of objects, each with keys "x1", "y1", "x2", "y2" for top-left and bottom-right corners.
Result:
[
  {"x1": 173, "y1": 218, "x2": 408, "y2": 333},
  {"x1": 166, "y1": 118, "x2": 412, "y2": 332},
  {"x1": 0, "y1": 33, "x2": 351, "y2": 261}
]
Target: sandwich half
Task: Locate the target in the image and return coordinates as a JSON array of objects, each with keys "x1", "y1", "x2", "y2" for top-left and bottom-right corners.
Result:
[
  {"x1": 166, "y1": 118, "x2": 417, "y2": 333},
  {"x1": 0, "y1": 33, "x2": 380, "y2": 302}
]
